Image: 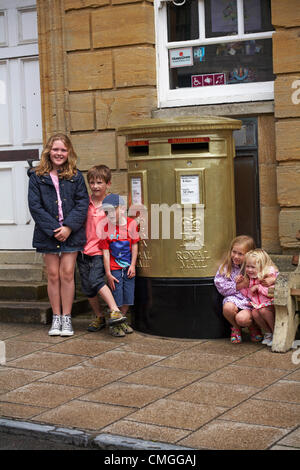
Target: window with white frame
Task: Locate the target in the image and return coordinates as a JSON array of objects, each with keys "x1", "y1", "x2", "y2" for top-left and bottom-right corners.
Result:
[{"x1": 155, "y1": 0, "x2": 275, "y2": 108}]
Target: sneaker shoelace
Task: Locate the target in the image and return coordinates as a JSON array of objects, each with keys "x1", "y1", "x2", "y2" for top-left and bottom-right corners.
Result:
[
  {"x1": 51, "y1": 315, "x2": 61, "y2": 329},
  {"x1": 62, "y1": 315, "x2": 73, "y2": 330}
]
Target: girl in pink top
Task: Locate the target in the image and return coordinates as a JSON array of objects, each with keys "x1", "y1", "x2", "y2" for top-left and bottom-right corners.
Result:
[{"x1": 236, "y1": 249, "x2": 279, "y2": 347}]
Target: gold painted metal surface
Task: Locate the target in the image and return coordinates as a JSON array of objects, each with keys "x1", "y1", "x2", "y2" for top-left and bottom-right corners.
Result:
[{"x1": 118, "y1": 117, "x2": 242, "y2": 278}]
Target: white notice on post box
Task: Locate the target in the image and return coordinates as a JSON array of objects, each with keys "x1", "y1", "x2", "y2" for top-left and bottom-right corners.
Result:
[
  {"x1": 180, "y1": 175, "x2": 199, "y2": 204},
  {"x1": 131, "y1": 177, "x2": 142, "y2": 205}
]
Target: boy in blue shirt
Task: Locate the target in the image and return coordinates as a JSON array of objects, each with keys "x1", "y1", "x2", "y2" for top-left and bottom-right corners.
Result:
[{"x1": 99, "y1": 194, "x2": 139, "y2": 337}]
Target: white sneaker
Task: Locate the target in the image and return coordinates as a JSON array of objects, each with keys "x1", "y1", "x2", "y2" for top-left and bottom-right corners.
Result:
[
  {"x1": 262, "y1": 333, "x2": 273, "y2": 346},
  {"x1": 61, "y1": 315, "x2": 74, "y2": 336},
  {"x1": 48, "y1": 315, "x2": 62, "y2": 336}
]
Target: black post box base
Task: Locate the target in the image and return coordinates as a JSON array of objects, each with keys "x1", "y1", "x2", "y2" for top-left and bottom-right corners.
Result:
[{"x1": 132, "y1": 277, "x2": 231, "y2": 339}]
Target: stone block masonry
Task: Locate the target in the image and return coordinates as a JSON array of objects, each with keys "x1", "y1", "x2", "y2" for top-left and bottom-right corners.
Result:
[
  {"x1": 37, "y1": 0, "x2": 157, "y2": 193},
  {"x1": 272, "y1": 0, "x2": 300, "y2": 251}
]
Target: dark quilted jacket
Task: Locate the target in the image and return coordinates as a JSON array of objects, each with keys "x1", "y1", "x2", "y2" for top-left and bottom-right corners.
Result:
[{"x1": 28, "y1": 169, "x2": 89, "y2": 251}]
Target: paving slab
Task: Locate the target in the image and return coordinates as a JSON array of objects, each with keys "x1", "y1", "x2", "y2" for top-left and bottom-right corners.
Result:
[
  {"x1": 0, "y1": 321, "x2": 299, "y2": 450},
  {"x1": 178, "y1": 420, "x2": 288, "y2": 450},
  {"x1": 33, "y1": 400, "x2": 137, "y2": 430},
  {"x1": 80, "y1": 382, "x2": 170, "y2": 408}
]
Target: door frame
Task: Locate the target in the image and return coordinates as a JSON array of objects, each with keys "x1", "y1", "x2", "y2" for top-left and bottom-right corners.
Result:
[{"x1": 233, "y1": 117, "x2": 261, "y2": 247}]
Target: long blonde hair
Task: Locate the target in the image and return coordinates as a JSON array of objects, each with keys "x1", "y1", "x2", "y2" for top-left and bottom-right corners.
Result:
[
  {"x1": 219, "y1": 235, "x2": 256, "y2": 278},
  {"x1": 35, "y1": 133, "x2": 77, "y2": 179},
  {"x1": 243, "y1": 248, "x2": 278, "y2": 280}
]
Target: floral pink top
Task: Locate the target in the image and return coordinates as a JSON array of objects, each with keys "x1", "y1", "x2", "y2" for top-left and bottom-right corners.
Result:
[{"x1": 240, "y1": 267, "x2": 278, "y2": 310}]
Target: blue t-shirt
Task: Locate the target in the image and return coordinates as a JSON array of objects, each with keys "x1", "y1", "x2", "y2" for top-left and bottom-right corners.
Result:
[{"x1": 98, "y1": 217, "x2": 139, "y2": 270}]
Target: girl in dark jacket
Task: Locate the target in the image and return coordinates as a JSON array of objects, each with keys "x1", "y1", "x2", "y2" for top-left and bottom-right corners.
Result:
[{"x1": 28, "y1": 133, "x2": 89, "y2": 336}]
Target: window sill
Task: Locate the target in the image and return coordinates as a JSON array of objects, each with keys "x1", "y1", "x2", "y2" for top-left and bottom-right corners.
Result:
[{"x1": 152, "y1": 100, "x2": 274, "y2": 118}]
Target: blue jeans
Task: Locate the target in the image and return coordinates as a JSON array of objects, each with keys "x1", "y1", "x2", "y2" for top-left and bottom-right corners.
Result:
[{"x1": 111, "y1": 267, "x2": 135, "y2": 307}]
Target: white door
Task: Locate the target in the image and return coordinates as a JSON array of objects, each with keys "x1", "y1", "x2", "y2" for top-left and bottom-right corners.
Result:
[{"x1": 0, "y1": 0, "x2": 42, "y2": 249}]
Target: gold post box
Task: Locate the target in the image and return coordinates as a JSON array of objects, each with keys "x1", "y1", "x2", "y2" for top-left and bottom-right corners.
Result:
[{"x1": 118, "y1": 117, "x2": 242, "y2": 339}]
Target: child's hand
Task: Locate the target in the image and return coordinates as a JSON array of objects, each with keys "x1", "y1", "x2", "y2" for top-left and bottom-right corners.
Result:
[
  {"x1": 261, "y1": 274, "x2": 276, "y2": 287},
  {"x1": 127, "y1": 265, "x2": 136, "y2": 279},
  {"x1": 235, "y1": 275, "x2": 249, "y2": 290},
  {"x1": 250, "y1": 284, "x2": 259, "y2": 293},
  {"x1": 53, "y1": 226, "x2": 72, "y2": 242},
  {"x1": 107, "y1": 273, "x2": 119, "y2": 291},
  {"x1": 235, "y1": 274, "x2": 244, "y2": 284}
]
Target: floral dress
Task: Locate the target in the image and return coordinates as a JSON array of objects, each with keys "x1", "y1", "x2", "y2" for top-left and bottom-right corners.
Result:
[{"x1": 214, "y1": 264, "x2": 252, "y2": 310}]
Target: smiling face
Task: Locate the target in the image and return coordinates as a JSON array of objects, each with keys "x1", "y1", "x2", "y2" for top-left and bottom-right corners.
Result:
[
  {"x1": 245, "y1": 256, "x2": 258, "y2": 278},
  {"x1": 89, "y1": 177, "x2": 110, "y2": 202},
  {"x1": 230, "y1": 243, "x2": 248, "y2": 267},
  {"x1": 49, "y1": 140, "x2": 69, "y2": 170}
]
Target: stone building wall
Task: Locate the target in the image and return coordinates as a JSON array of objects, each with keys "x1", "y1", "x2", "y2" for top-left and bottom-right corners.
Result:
[
  {"x1": 37, "y1": 0, "x2": 157, "y2": 195},
  {"x1": 272, "y1": 0, "x2": 300, "y2": 252},
  {"x1": 257, "y1": 114, "x2": 280, "y2": 253},
  {"x1": 36, "y1": 0, "x2": 299, "y2": 254}
]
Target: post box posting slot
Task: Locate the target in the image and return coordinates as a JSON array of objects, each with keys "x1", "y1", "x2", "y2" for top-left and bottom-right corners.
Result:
[
  {"x1": 127, "y1": 140, "x2": 149, "y2": 157},
  {"x1": 169, "y1": 137, "x2": 210, "y2": 154}
]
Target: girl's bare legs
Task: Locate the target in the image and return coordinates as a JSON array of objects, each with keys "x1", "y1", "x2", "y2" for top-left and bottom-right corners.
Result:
[
  {"x1": 235, "y1": 309, "x2": 253, "y2": 328},
  {"x1": 223, "y1": 302, "x2": 253, "y2": 343},
  {"x1": 59, "y1": 252, "x2": 78, "y2": 315},
  {"x1": 44, "y1": 254, "x2": 61, "y2": 315},
  {"x1": 223, "y1": 302, "x2": 239, "y2": 328},
  {"x1": 252, "y1": 306, "x2": 275, "y2": 333},
  {"x1": 44, "y1": 252, "x2": 78, "y2": 316},
  {"x1": 223, "y1": 302, "x2": 252, "y2": 327}
]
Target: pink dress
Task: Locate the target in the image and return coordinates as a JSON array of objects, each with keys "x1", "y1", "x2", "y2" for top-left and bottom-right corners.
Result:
[{"x1": 240, "y1": 267, "x2": 278, "y2": 310}]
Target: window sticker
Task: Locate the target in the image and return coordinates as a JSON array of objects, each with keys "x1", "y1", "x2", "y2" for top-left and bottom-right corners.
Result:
[
  {"x1": 169, "y1": 48, "x2": 193, "y2": 68},
  {"x1": 228, "y1": 67, "x2": 256, "y2": 83},
  {"x1": 194, "y1": 47, "x2": 206, "y2": 62},
  {"x1": 192, "y1": 73, "x2": 226, "y2": 87}
]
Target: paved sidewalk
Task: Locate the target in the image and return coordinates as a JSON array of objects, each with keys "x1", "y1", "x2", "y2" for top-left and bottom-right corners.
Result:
[{"x1": 0, "y1": 320, "x2": 299, "y2": 450}]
